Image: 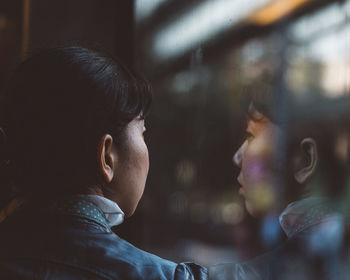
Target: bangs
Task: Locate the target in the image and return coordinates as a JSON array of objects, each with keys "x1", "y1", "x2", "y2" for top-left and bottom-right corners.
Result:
[
  {"x1": 106, "y1": 63, "x2": 153, "y2": 135},
  {"x1": 129, "y1": 73, "x2": 153, "y2": 119},
  {"x1": 247, "y1": 86, "x2": 290, "y2": 127}
]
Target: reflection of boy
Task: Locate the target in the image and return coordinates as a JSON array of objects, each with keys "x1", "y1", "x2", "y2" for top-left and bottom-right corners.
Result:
[{"x1": 210, "y1": 92, "x2": 349, "y2": 279}]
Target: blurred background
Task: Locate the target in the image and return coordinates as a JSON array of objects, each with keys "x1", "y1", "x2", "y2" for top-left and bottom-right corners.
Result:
[{"x1": 0, "y1": 0, "x2": 349, "y2": 266}]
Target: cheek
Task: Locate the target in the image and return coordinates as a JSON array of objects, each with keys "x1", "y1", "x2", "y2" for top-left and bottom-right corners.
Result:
[
  {"x1": 242, "y1": 146, "x2": 276, "y2": 183},
  {"x1": 141, "y1": 143, "x2": 149, "y2": 173},
  {"x1": 131, "y1": 138, "x2": 149, "y2": 174},
  {"x1": 241, "y1": 153, "x2": 278, "y2": 215}
]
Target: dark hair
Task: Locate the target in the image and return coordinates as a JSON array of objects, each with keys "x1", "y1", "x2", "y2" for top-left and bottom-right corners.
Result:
[{"x1": 0, "y1": 45, "x2": 152, "y2": 204}]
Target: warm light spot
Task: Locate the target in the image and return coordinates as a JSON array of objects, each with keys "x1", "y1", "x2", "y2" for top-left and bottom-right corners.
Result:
[
  {"x1": 175, "y1": 159, "x2": 197, "y2": 186},
  {"x1": 0, "y1": 15, "x2": 7, "y2": 30},
  {"x1": 246, "y1": 183, "x2": 276, "y2": 213},
  {"x1": 221, "y1": 202, "x2": 244, "y2": 225},
  {"x1": 335, "y1": 133, "x2": 349, "y2": 163},
  {"x1": 248, "y1": 0, "x2": 311, "y2": 26},
  {"x1": 322, "y1": 59, "x2": 350, "y2": 98}
]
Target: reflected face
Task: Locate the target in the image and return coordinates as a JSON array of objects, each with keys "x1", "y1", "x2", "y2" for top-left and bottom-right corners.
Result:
[
  {"x1": 233, "y1": 110, "x2": 282, "y2": 216},
  {"x1": 109, "y1": 118, "x2": 149, "y2": 217}
]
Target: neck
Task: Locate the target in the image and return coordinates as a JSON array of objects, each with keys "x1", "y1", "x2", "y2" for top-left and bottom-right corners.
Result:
[{"x1": 84, "y1": 185, "x2": 105, "y2": 197}]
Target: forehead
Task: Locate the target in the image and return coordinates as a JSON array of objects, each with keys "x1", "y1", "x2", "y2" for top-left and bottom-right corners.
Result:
[
  {"x1": 246, "y1": 110, "x2": 279, "y2": 133},
  {"x1": 247, "y1": 108, "x2": 266, "y2": 121},
  {"x1": 246, "y1": 109, "x2": 272, "y2": 125}
]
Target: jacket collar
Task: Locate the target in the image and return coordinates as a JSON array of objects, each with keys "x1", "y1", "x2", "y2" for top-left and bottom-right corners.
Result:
[
  {"x1": 279, "y1": 197, "x2": 341, "y2": 238},
  {"x1": 76, "y1": 195, "x2": 124, "y2": 226},
  {"x1": 50, "y1": 196, "x2": 111, "y2": 230}
]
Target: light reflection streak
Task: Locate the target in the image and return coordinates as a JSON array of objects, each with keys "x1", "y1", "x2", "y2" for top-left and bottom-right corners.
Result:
[
  {"x1": 135, "y1": 0, "x2": 168, "y2": 21},
  {"x1": 153, "y1": 0, "x2": 270, "y2": 60}
]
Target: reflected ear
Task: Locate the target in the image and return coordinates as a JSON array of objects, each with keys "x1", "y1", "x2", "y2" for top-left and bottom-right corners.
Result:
[
  {"x1": 294, "y1": 138, "x2": 318, "y2": 184},
  {"x1": 97, "y1": 134, "x2": 116, "y2": 183}
]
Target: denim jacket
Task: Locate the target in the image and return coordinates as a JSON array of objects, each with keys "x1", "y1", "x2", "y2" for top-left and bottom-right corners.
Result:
[
  {"x1": 0, "y1": 196, "x2": 207, "y2": 280},
  {"x1": 209, "y1": 198, "x2": 347, "y2": 280}
]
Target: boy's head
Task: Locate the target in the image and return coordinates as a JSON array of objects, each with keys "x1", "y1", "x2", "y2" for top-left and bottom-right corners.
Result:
[{"x1": 233, "y1": 87, "x2": 348, "y2": 216}]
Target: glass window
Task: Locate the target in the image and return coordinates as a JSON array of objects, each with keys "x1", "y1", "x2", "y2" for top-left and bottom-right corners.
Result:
[{"x1": 134, "y1": 0, "x2": 350, "y2": 273}]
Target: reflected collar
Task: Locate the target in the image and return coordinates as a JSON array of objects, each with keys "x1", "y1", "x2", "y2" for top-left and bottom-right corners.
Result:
[{"x1": 279, "y1": 197, "x2": 340, "y2": 238}]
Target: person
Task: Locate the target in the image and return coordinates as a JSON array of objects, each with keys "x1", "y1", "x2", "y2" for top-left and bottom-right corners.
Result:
[
  {"x1": 209, "y1": 88, "x2": 350, "y2": 279},
  {"x1": 0, "y1": 45, "x2": 207, "y2": 279}
]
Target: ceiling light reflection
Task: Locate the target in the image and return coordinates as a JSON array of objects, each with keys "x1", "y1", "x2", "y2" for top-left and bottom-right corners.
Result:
[
  {"x1": 135, "y1": 0, "x2": 168, "y2": 21},
  {"x1": 289, "y1": 3, "x2": 345, "y2": 42},
  {"x1": 153, "y1": 0, "x2": 270, "y2": 61}
]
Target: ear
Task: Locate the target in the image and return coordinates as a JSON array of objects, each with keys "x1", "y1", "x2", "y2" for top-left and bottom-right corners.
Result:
[
  {"x1": 294, "y1": 138, "x2": 318, "y2": 184},
  {"x1": 97, "y1": 134, "x2": 117, "y2": 183}
]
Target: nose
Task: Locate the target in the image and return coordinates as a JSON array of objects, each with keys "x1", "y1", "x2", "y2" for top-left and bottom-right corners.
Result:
[{"x1": 233, "y1": 144, "x2": 243, "y2": 168}]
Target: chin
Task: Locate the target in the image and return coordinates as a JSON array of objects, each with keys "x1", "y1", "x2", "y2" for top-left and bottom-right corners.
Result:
[
  {"x1": 123, "y1": 207, "x2": 135, "y2": 218},
  {"x1": 126, "y1": 210, "x2": 135, "y2": 218},
  {"x1": 245, "y1": 201, "x2": 269, "y2": 218},
  {"x1": 124, "y1": 201, "x2": 140, "y2": 218}
]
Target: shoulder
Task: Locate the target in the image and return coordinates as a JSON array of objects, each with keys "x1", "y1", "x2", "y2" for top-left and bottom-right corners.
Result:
[
  {"x1": 208, "y1": 245, "x2": 289, "y2": 280},
  {"x1": 0, "y1": 213, "x2": 207, "y2": 280},
  {"x1": 208, "y1": 250, "x2": 275, "y2": 280},
  {"x1": 227, "y1": 239, "x2": 318, "y2": 280},
  {"x1": 91, "y1": 233, "x2": 207, "y2": 279}
]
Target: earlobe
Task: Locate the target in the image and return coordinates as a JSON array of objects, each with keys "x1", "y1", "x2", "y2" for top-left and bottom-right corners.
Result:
[
  {"x1": 97, "y1": 134, "x2": 116, "y2": 183},
  {"x1": 294, "y1": 138, "x2": 318, "y2": 184}
]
